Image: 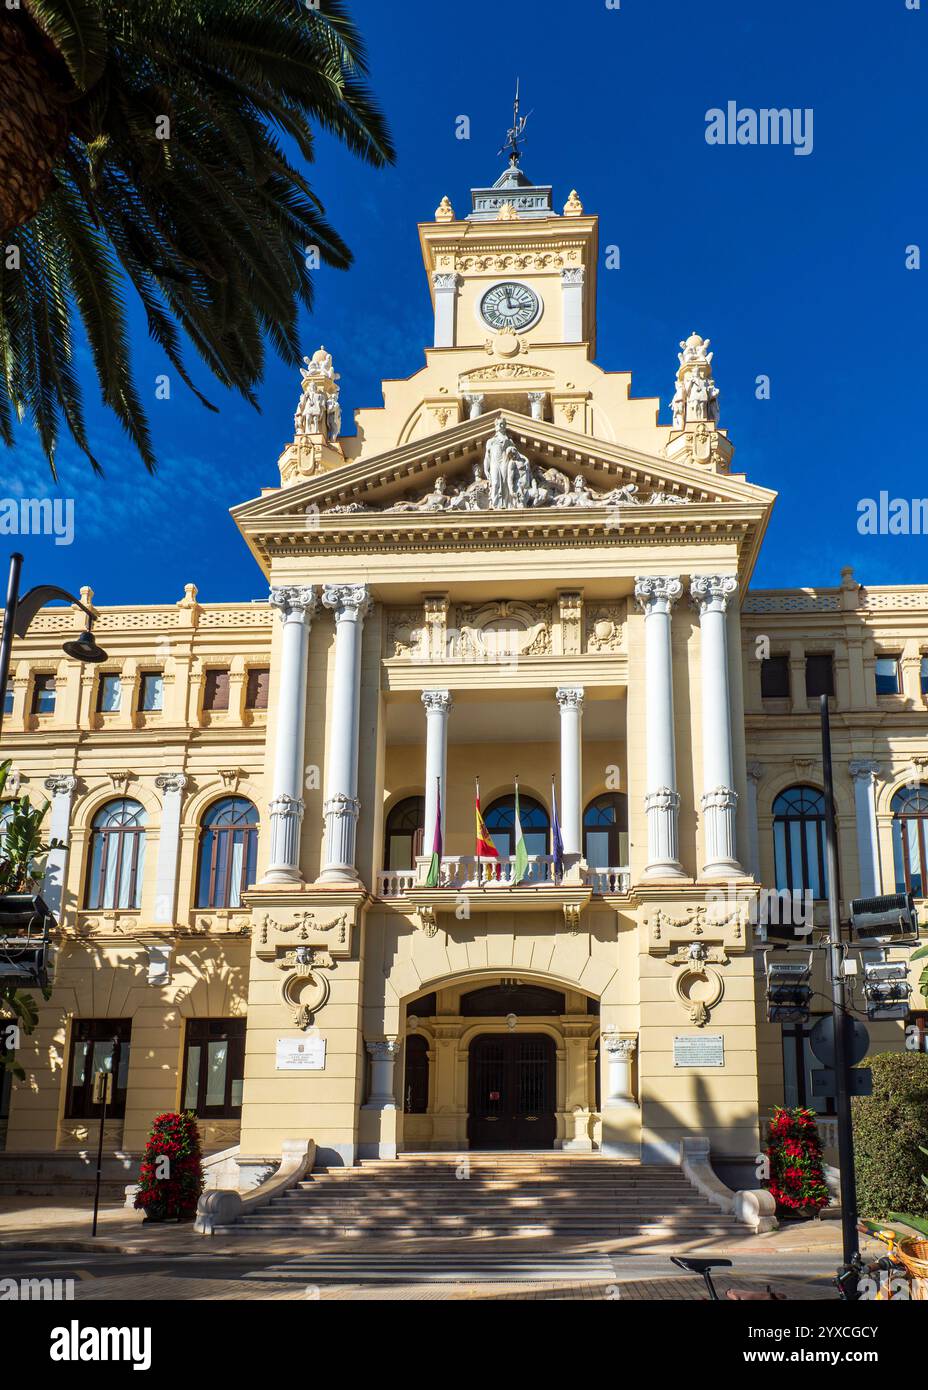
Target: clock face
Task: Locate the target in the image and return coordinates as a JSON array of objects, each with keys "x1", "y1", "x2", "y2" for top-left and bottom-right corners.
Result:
[{"x1": 480, "y1": 281, "x2": 541, "y2": 332}]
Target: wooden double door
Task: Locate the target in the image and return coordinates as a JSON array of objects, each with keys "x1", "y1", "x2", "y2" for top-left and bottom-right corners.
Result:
[{"x1": 467, "y1": 1033, "x2": 556, "y2": 1149}]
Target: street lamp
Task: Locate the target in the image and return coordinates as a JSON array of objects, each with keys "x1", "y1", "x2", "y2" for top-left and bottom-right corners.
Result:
[{"x1": 0, "y1": 551, "x2": 108, "y2": 741}]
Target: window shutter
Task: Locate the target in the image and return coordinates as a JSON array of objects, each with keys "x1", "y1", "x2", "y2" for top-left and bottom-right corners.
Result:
[
  {"x1": 246, "y1": 668, "x2": 270, "y2": 709},
  {"x1": 204, "y1": 669, "x2": 230, "y2": 711}
]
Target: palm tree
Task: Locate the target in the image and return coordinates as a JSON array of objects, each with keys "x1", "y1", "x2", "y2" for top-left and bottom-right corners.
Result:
[{"x1": 0, "y1": 0, "x2": 394, "y2": 473}]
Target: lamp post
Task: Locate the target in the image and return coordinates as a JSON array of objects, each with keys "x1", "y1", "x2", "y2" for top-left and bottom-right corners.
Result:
[
  {"x1": 820, "y1": 693, "x2": 860, "y2": 1294},
  {"x1": 0, "y1": 552, "x2": 107, "y2": 742}
]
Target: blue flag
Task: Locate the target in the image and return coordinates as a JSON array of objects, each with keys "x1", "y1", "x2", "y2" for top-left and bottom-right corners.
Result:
[{"x1": 551, "y1": 777, "x2": 565, "y2": 883}]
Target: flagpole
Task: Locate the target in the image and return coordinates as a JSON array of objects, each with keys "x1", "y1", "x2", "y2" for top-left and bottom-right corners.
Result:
[{"x1": 476, "y1": 775, "x2": 481, "y2": 887}]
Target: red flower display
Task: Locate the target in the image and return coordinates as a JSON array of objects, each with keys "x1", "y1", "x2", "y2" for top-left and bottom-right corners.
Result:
[
  {"x1": 133, "y1": 1111, "x2": 204, "y2": 1222},
  {"x1": 764, "y1": 1106, "x2": 830, "y2": 1216}
]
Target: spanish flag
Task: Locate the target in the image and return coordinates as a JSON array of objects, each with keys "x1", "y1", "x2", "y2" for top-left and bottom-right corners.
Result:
[{"x1": 475, "y1": 778, "x2": 499, "y2": 859}]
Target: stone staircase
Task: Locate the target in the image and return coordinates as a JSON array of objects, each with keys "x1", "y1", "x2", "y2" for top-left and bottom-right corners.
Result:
[{"x1": 210, "y1": 1152, "x2": 744, "y2": 1240}]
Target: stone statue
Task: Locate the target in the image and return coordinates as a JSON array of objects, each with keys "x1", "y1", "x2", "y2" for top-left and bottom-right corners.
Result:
[
  {"x1": 554, "y1": 474, "x2": 596, "y2": 508},
  {"x1": 325, "y1": 390, "x2": 341, "y2": 443},
  {"x1": 296, "y1": 380, "x2": 326, "y2": 435},
  {"x1": 482, "y1": 419, "x2": 529, "y2": 509},
  {"x1": 306, "y1": 346, "x2": 336, "y2": 380}
]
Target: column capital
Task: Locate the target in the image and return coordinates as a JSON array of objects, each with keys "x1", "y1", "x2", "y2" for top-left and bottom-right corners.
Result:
[
  {"x1": 421, "y1": 689, "x2": 453, "y2": 715},
  {"x1": 269, "y1": 585, "x2": 318, "y2": 621},
  {"x1": 321, "y1": 583, "x2": 372, "y2": 623},
  {"x1": 43, "y1": 774, "x2": 77, "y2": 797},
  {"x1": 154, "y1": 772, "x2": 188, "y2": 795},
  {"x1": 849, "y1": 759, "x2": 884, "y2": 782},
  {"x1": 561, "y1": 266, "x2": 585, "y2": 286},
  {"x1": 645, "y1": 786, "x2": 681, "y2": 814},
  {"x1": 431, "y1": 271, "x2": 461, "y2": 291},
  {"x1": 602, "y1": 1032, "x2": 637, "y2": 1059},
  {"x1": 690, "y1": 573, "x2": 738, "y2": 614},
  {"x1": 556, "y1": 686, "x2": 585, "y2": 712},
  {"x1": 634, "y1": 575, "x2": 683, "y2": 613},
  {"x1": 366, "y1": 1038, "x2": 400, "y2": 1061}
]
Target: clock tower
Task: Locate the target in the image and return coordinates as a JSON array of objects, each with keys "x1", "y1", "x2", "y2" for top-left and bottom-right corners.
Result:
[{"x1": 420, "y1": 159, "x2": 598, "y2": 356}]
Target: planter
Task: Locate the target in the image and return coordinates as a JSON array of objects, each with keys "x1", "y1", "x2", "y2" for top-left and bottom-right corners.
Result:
[{"x1": 898, "y1": 1239, "x2": 928, "y2": 1300}]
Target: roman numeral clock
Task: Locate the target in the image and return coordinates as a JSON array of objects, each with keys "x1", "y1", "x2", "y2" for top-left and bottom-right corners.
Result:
[{"x1": 479, "y1": 281, "x2": 542, "y2": 333}]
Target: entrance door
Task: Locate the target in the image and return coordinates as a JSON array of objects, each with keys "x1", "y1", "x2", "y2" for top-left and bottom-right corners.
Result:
[{"x1": 467, "y1": 1033, "x2": 556, "y2": 1149}]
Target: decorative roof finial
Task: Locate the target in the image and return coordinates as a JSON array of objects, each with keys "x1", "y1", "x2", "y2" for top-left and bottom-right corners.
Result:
[{"x1": 498, "y1": 78, "x2": 532, "y2": 167}]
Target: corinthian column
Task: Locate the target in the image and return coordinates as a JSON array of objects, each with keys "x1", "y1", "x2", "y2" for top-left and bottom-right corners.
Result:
[
  {"x1": 691, "y1": 575, "x2": 742, "y2": 877},
  {"x1": 422, "y1": 690, "x2": 452, "y2": 858},
  {"x1": 556, "y1": 687, "x2": 584, "y2": 858},
  {"x1": 262, "y1": 585, "x2": 317, "y2": 883},
  {"x1": 635, "y1": 576, "x2": 685, "y2": 878},
  {"x1": 319, "y1": 583, "x2": 372, "y2": 882},
  {"x1": 849, "y1": 760, "x2": 883, "y2": 898},
  {"x1": 153, "y1": 772, "x2": 188, "y2": 923}
]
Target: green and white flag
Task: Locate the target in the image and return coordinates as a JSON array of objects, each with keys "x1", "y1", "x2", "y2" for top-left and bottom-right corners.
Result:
[{"x1": 512, "y1": 777, "x2": 529, "y2": 884}]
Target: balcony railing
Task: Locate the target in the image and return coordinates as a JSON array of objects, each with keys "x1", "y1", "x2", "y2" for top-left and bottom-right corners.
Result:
[{"x1": 375, "y1": 858, "x2": 630, "y2": 898}]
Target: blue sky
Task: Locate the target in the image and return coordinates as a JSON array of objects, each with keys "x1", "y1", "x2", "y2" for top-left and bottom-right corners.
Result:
[{"x1": 3, "y1": 0, "x2": 926, "y2": 604}]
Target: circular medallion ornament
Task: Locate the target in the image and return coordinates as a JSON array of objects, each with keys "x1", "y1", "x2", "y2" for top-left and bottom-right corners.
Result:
[{"x1": 480, "y1": 281, "x2": 541, "y2": 332}]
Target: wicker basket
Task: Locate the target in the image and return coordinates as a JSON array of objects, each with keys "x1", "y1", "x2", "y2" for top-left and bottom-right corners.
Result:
[{"x1": 898, "y1": 1239, "x2": 928, "y2": 1300}]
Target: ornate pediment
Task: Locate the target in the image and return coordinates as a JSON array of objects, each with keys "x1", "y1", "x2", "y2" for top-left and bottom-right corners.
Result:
[{"x1": 322, "y1": 421, "x2": 690, "y2": 516}]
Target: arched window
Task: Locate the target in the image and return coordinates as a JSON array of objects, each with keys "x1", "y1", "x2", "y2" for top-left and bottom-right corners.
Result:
[
  {"x1": 484, "y1": 794, "x2": 549, "y2": 859},
  {"x1": 583, "y1": 792, "x2": 629, "y2": 867},
  {"x1": 892, "y1": 785, "x2": 928, "y2": 897},
  {"x1": 772, "y1": 786, "x2": 827, "y2": 898},
  {"x1": 86, "y1": 799, "x2": 146, "y2": 910},
  {"x1": 403, "y1": 1034, "x2": 430, "y2": 1114},
  {"x1": 0, "y1": 801, "x2": 12, "y2": 850},
  {"x1": 196, "y1": 797, "x2": 259, "y2": 908},
  {"x1": 384, "y1": 796, "x2": 425, "y2": 871}
]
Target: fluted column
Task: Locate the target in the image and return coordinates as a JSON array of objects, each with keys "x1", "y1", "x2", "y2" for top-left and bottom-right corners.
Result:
[
  {"x1": 263, "y1": 585, "x2": 317, "y2": 884},
  {"x1": 422, "y1": 690, "x2": 452, "y2": 856},
  {"x1": 635, "y1": 576, "x2": 685, "y2": 878},
  {"x1": 691, "y1": 574, "x2": 742, "y2": 878},
  {"x1": 41, "y1": 775, "x2": 77, "y2": 919},
  {"x1": 153, "y1": 773, "x2": 188, "y2": 923},
  {"x1": 850, "y1": 760, "x2": 883, "y2": 898},
  {"x1": 319, "y1": 583, "x2": 372, "y2": 882},
  {"x1": 556, "y1": 687, "x2": 584, "y2": 858}
]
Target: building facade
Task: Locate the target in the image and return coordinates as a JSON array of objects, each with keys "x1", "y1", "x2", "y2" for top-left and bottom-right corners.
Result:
[{"x1": 2, "y1": 162, "x2": 925, "y2": 1176}]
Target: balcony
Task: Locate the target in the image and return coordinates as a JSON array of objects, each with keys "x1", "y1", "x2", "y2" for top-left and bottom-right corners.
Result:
[{"x1": 376, "y1": 855, "x2": 630, "y2": 899}]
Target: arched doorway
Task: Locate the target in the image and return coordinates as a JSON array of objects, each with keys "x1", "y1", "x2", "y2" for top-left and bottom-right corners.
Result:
[{"x1": 468, "y1": 1033, "x2": 556, "y2": 1149}]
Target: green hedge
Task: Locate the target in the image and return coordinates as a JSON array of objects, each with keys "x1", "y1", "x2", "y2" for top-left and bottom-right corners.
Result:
[{"x1": 852, "y1": 1051, "x2": 928, "y2": 1220}]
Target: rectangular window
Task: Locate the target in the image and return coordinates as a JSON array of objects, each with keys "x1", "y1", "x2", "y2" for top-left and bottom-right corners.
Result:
[
  {"x1": 31, "y1": 675, "x2": 56, "y2": 715},
  {"x1": 245, "y1": 668, "x2": 270, "y2": 710},
  {"x1": 805, "y1": 653, "x2": 834, "y2": 699},
  {"x1": 3, "y1": 684, "x2": 12, "y2": 716},
  {"x1": 65, "y1": 1020, "x2": 132, "y2": 1119},
  {"x1": 922, "y1": 656, "x2": 928, "y2": 696},
  {"x1": 182, "y1": 1019, "x2": 246, "y2": 1118},
  {"x1": 203, "y1": 669, "x2": 230, "y2": 711},
  {"x1": 761, "y1": 655, "x2": 790, "y2": 699},
  {"x1": 96, "y1": 673, "x2": 121, "y2": 713},
  {"x1": 875, "y1": 655, "x2": 901, "y2": 696},
  {"x1": 138, "y1": 672, "x2": 163, "y2": 712}
]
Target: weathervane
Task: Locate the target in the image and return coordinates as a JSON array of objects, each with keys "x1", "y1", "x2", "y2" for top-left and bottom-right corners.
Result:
[{"x1": 498, "y1": 79, "x2": 532, "y2": 166}]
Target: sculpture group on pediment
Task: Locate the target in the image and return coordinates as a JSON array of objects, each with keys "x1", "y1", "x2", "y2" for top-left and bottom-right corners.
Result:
[{"x1": 320, "y1": 423, "x2": 693, "y2": 517}]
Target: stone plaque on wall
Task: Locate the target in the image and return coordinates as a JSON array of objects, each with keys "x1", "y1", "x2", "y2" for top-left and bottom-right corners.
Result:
[
  {"x1": 673, "y1": 1034, "x2": 724, "y2": 1068},
  {"x1": 276, "y1": 1037, "x2": 326, "y2": 1071}
]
